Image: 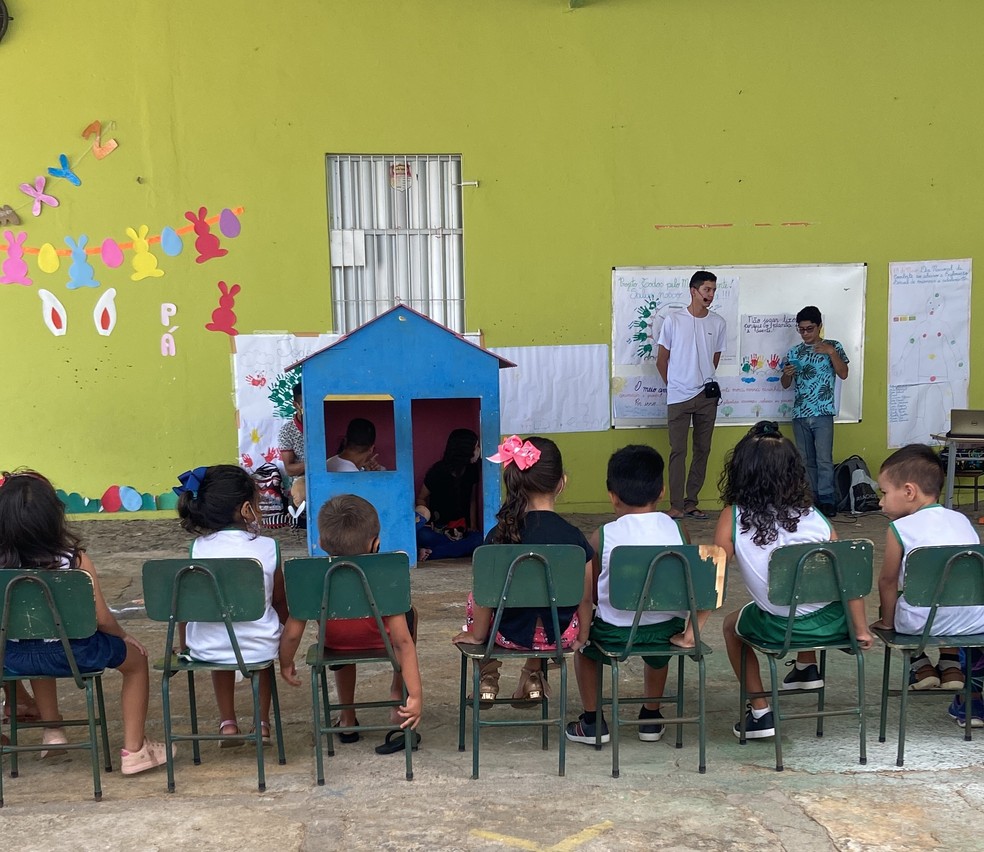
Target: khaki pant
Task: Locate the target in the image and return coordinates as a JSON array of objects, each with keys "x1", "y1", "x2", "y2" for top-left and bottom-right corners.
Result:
[{"x1": 666, "y1": 392, "x2": 719, "y2": 513}]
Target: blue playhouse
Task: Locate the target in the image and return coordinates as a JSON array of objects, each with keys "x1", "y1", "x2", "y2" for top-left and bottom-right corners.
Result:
[{"x1": 290, "y1": 305, "x2": 514, "y2": 561}]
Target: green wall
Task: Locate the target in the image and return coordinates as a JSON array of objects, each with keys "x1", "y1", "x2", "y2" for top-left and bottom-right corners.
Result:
[{"x1": 1, "y1": 1, "x2": 980, "y2": 512}]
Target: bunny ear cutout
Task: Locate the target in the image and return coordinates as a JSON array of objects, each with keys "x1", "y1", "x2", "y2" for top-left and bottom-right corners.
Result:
[
  {"x1": 228, "y1": 283, "x2": 241, "y2": 295},
  {"x1": 125, "y1": 227, "x2": 138, "y2": 240},
  {"x1": 184, "y1": 212, "x2": 197, "y2": 223},
  {"x1": 198, "y1": 207, "x2": 207, "y2": 218},
  {"x1": 137, "y1": 225, "x2": 149, "y2": 239},
  {"x1": 64, "y1": 236, "x2": 78, "y2": 249},
  {"x1": 77, "y1": 235, "x2": 87, "y2": 248}
]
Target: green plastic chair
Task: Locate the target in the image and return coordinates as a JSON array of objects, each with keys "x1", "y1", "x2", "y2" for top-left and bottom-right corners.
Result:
[
  {"x1": 142, "y1": 558, "x2": 286, "y2": 793},
  {"x1": 283, "y1": 553, "x2": 415, "y2": 784},
  {"x1": 873, "y1": 544, "x2": 984, "y2": 767},
  {"x1": 736, "y1": 539, "x2": 873, "y2": 771},
  {"x1": 591, "y1": 544, "x2": 726, "y2": 777},
  {"x1": 0, "y1": 569, "x2": 112, "y2": 807},
  {"x1": 454, "y1": 544, "x2": 587, "y2": 780}
]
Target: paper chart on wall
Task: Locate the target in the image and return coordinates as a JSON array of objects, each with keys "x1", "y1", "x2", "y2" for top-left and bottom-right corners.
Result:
[
  {"x1": 887, "y1": 259, "x2": 971, "y2": 447},
  {"x1": 490, "y1": 345, "x2": 611, "y2": 434}
]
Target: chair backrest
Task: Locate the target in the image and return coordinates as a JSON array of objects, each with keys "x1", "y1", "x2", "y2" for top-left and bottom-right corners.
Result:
[
  {"x1": 142, "y1": 558, "x2": 267, "y2": 623},
  {"x1": 471, "y1": 544, "x2": 586, "y2": 609},
  {"x1": 901, "y1": 545, "x2": 984, "y2": 648},
  {"x1": 283, "y1": 553, "x2": 412, "y2": 621},
  {"x1": 607, "y1": 544, "x2": 725, "y2": 650},
  {"x1": 766, "y1": 539, "x2": 873, "y2": 653},
  {"x1": 0, "y1": 568, "x2": 98, "y2": 687},
  {"x1": 767, "y1": 539, "x2": 873, "y2": 606}
]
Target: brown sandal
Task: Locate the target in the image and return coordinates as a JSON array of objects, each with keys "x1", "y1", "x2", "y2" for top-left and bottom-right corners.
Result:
[
  {"x1": 511, "y1": 666, "x2": 550, "y2": 709},
  {"x1": 467, "y1": 660, "x2": 501, "y2": 708}
]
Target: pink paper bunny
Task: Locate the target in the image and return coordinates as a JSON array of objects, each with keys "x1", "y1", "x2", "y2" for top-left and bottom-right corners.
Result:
[
  {"x1": 185, "y1": 207, "x2": 228, "y2": 263},
  {"x1": 126, "y1": 225, "x2": 164, "y2": 281},
  {"x1": 0, "y1": 230, "x2": 31, "y2": 286},
  {"x1": 205, "y1": 280, "x2": 240, "y2": 336}
]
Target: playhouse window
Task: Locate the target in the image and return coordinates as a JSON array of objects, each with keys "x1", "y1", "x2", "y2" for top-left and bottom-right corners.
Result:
[
  {"x1": 326, "y1": 154, "x2": 465, "y2": 334},
  {"x1": 324, "y1": 395, "x2": 396, "y2": 472}
]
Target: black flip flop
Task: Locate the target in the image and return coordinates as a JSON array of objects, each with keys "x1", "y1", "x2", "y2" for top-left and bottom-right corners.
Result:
[{"x1": 374, "y1": 730, "x2": 420, "y2": 755}]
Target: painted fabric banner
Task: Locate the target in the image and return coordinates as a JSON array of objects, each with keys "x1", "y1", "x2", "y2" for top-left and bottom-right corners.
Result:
[{"x1": 887, "y1": 259, "x2": 971, "y2": 447}]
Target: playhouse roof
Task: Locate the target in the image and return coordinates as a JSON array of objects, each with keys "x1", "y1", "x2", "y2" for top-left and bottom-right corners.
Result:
[{"x1": 286, "y1": 303, "x2": 516, "y2": 371}]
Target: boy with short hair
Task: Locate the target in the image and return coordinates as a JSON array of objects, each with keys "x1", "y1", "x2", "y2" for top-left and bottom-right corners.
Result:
[
  {"x1": 279, "y1": 494, "x2": 422, "y2": 750},
  {"x1": 565, "y1": 445, "x2": 695, "y2": 746},
  {"x1": 872, "y1": 444, "x2": 984, "y2": 725},
  {"x1": 781, "y1": 306, "x2": 849, "y2": 517}
]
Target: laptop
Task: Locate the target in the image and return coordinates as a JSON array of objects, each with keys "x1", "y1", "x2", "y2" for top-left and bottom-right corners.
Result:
[{"x1": 948, "y1": 409, "x2": 984, "y2": 439}]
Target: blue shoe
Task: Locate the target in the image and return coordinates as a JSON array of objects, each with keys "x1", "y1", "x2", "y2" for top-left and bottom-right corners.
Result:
[
  {"x1": 565, "y1": 714, "x2": 610, "y2": 744},
  {"x1": 947, "y1": 696, "x2": 984, "y2": 728}
]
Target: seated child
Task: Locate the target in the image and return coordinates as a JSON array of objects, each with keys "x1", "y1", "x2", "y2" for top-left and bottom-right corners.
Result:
[
  {"x1": 0, "y1": 470, "x2": 171, "y2": 773},
  {"x1": 416, "y1": 428, "x2": 483, "y2": 562},
  {"x1": 279, "y1": 494, "x2": 422, "y2": 752},
  {"x1": 870, "y1": 444, "x2": 984, "y2": 725},
  {"x1": 453, "y1": 436, "x2": 593, "y2": 707},
  {"x1": 566, "y1": 445, "x2": 696, "y2": 746},
  {"x1": 177, "y1": 465, "x2": 287, "y2": 745},
  {"x1": 327, "y1": 418, "x2": 385, "y2": 472},
  {"x1": 719, "y1": 422, "x2": 872, "y2": 739}
]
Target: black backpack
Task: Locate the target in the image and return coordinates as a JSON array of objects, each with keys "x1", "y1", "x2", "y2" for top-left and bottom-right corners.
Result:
[{"x1": 833, "y1": 455, "x2": 881, "y2": 515}]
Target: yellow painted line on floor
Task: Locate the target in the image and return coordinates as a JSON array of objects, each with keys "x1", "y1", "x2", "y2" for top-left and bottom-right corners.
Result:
[{"x1": 470, "y1": 820, "x2": 614, "y2": 851}]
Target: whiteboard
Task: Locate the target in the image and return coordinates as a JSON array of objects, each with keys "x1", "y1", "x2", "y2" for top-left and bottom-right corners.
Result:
[{"x1": 611, "y1": 264, "x2": 866, "y2": 428}]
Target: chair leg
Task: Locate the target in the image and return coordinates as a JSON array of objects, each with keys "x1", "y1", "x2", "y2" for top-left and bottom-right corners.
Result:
[
  {"x1": 95, "y1": 676, "x2": 112, "y2": 771},
  {"x1": 856, "y1": 650, "x2": 867, "y2": 765},
  {"x1": 162, "y1": 671, "x2": 176, "y2": 793},
  {"x1": 9, "y1": 680, "x2": 18, "y2": 778},
  {"x1": 738, "y1": 644, "x2": 748, "y2": 744},
  {"x1": 697, "y1": 655, "x2": 707, "y2": 774},
  {"x1": 816, "y1": 650, "x2": 827, "y2": 737},
  {"x1": 250, "y1": 674, "x2": 266, "y2": 792},
  {"x1": 897, "y1": 652, "x2": 912, "y2": 767},
  {"x1": 675, "y1": 655, "x2": 685, "y2": 749},
  {"x1": 595, "y1": 656, "x2": 605, "y2": 753},
  {"x1": 540, "y1": 659, "x2": 549, "y2": 752},
  {"x1": 471, "y1": 660, "x2": 482, "y2": 780},
  {"x1": 269, "y1": 667, "x2": 286, "y2": 766},
  {"x1": 311, "y1": 667, "x2": 325, "y2": 786},
  {"x1": 320, "y1": 667, "x2": 334, "y2": 758},
  {"x1": 403, "y1": 683, "x2": 414, "y2": 782},
  {"x1": 85, "y1": 679, "x2": 103, "y2": 801},
  {"x1": 457, "y1": 653, "x2": 467, "y2": 752},
  {"x1": 878, "y1": 646, "x2": 891, "y2": 744},
  {"x1": 187, "y1": 670, "x2": 201, "y2": 766},
  {"x1": 558, "y1": 658, "x2": 567, "y2": 778},
  {"x1": 610, "y1": 659, "x2": 620, "y2": 779},
  {"x1": 768, "y1": 656, "x2": 783, "y2": 772}
]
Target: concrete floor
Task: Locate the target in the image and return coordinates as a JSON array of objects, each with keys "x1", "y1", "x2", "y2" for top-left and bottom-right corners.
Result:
[{"x1": 2, "y1": 507, "x2": 984, "y2": 851}]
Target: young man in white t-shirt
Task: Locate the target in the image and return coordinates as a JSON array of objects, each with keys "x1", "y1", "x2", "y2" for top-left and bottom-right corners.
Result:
[{"x1": 656, "y1": 271, "x2": 727, "y2": 521}]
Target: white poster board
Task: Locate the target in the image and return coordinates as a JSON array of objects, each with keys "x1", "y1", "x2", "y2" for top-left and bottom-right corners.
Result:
[
  {"x1": 611, "y1": 264, "x2": 866, "y2": 428},
  {"x1": 491, "y1": 345, "x2": 611, "y2": 434},
  {"x1": 887, "y1": 258, "x2": 971, "y2": 447}
]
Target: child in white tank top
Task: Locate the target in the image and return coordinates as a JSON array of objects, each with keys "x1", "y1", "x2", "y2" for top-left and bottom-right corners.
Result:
[{"x1": 718, "y1": 423, "x2": 873, "y2": 740}]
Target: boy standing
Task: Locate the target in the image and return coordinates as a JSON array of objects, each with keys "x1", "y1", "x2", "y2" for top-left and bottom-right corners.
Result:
[
  {"x1": 781, "y1": 306, "x2": 849, "y2": 517},
  {"x1": 279, "y1": 494, "x2": 422, "y2": 750},
  {"x1": 871, "y1": 444, "x2": 984, "y2": 724},
  {"x1": 566, "y1": 445, "x2": 693, "y2": 745}
]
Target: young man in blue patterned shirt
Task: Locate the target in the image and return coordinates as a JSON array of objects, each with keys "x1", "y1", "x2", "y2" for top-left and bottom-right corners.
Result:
[{"x1": 780, "y1": 306, "x2": 850, "y2": 517}]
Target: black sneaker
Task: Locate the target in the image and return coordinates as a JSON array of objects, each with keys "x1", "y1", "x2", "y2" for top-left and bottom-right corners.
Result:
[
  {"x1": 733, "y1": 707, "x2": 775, "y2": 739},
  {"x1": 565, "y1": 714, "x2": 610, "y2": 744},
  {"x1": 781, "y1": 661, "x2": 824, "y2": 690},
  {"x1": 638, "y1": 709, "x2": 664, "y2": 742}
]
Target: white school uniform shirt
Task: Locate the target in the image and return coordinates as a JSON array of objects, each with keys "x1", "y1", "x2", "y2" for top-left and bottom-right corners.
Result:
[
  {"x1": 185, "y1": 530, "x2": 282, "y2": 664},
  {"x1": 732, "y1": 504, "x2": 833, "y2": 617},
  {"x1": 597, "y1": 512, "x2": 687, "y2": 626},
  {"x1": 892, "y1": 504, "x2": 984, "y2": 635},
  {"x1": 656, "y1": 308, "x2": 727, "y2": 405},
  {"x1": 327, "y1": 455, "x2": 359, "y2": 472}
]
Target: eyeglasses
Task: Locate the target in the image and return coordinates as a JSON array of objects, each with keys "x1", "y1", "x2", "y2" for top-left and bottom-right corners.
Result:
[{"x1": 796, "y1": 325, "x2": 818, "y2": 334}]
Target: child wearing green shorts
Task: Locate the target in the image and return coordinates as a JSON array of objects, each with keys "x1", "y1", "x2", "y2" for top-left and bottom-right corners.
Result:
[
  {"x1": 566, "y1": 445, "x2": 697, "y2": 745},
  {"x1": 718, "y1": 422, "x2": 873, "y2": 739}
]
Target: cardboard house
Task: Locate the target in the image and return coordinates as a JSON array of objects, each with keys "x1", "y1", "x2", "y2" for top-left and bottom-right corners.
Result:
[{"x1": 290, "y1": 305, "x2": 514, "y2": 561}]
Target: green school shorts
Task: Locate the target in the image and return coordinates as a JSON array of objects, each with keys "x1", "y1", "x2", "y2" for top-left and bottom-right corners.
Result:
[
  {"x1": 735, "y1": 601, "x2": 848, "y2": 647},
  {"x1": 583, "y1": 615, "x2": 687, "y2": 670}
]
